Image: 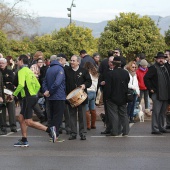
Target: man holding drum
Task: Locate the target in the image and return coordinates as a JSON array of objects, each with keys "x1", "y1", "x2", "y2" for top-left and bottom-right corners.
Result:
[{"x1": 65, "y1": 55, "x2": 92, "y2": 140}]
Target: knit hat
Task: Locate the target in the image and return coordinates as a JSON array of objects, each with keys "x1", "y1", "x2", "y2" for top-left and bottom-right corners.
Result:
[{"x1": 140, "y1": 59, "x2": 148, "y2": 66}]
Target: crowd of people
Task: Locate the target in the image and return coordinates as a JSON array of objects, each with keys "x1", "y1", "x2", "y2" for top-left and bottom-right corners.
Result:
[{"x1": 0, "y1": 48, "x2": 170, "y2": 147}]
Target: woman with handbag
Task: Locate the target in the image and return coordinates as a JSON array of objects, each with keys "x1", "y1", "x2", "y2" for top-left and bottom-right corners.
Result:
[{"x1": 126, "y1": 61, "x2": 140, "y2": 123}]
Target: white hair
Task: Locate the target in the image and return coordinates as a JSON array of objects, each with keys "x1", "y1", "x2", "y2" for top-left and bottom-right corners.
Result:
[
  {"x1": 0, "y1": 58, "x2": 7, "y2": 63},
  {"x1": 50, "y1": 55, "x2": 57, "y2": 61}
]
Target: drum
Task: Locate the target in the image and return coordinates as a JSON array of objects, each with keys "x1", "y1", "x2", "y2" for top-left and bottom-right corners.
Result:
[
  {"x1": 66, "y1": 87, "x2": 87, "y2": 107},
  {"x1": 4, "y1": 89, "x2": 13, "y2": 103}
]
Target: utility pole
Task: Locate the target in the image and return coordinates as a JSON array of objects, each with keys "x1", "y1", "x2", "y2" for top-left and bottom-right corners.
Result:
[{"x1": 67, "y1": 0, "x2": 76, "y2": 25}]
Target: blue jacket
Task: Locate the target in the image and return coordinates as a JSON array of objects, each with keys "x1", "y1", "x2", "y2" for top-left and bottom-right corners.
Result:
[{"x1": 42, "y1": 60, "x2": 66, "y2": 100}]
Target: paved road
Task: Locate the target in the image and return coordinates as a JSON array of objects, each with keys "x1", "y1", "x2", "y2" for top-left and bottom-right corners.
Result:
[{"x1": 0, "y1": 119, "x2": 170, "y2": 170}]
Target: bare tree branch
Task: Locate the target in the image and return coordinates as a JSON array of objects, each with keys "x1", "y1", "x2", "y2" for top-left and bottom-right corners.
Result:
[{"x1": 0, "y1": 0, "x2": 37, "y2": 38}]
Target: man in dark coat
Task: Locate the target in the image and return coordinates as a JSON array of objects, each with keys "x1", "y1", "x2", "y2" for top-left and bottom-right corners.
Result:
[
  {"x1": 79, "y1": 50, "x2": 95, "y2": 68},
  {"x1": 165, "y1": 50, "x2": 170, "y2": 129},
  {"x1": 65, "y1": 55, "x2": 92, "y2": 140},
  {"x1": 99, "y1": 56, "x2": 114, "y2": 134},
  {"x1": 144, "y1": 52, "x2": 170, "y2": 134},
  {"x1": 0, "y1": 58, "x2": 17, "y2": 132},
  {"x1": 105, "y1": 57, "x2": 130, "y2": 136},
  {"x1": 0, "y1": 71, "x2": 6, "y2": 135}
]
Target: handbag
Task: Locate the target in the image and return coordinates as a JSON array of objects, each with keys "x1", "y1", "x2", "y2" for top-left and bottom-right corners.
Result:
[{"x1": 126, "y1": 88, "x2": 134, "y2": 102}]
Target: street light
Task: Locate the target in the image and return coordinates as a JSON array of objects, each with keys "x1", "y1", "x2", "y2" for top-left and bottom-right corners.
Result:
[{"x1": 67, "y1": 0, "x2": 76, "y2": 25}]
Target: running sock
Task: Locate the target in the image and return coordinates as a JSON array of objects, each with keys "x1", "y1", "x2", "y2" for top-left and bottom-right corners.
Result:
[
  {"x1": 46, "y1": 127, "x2": 51, "y2": 133},
  {"x1": 22, "y1": 137, "x2": 27, "y2": 142}
]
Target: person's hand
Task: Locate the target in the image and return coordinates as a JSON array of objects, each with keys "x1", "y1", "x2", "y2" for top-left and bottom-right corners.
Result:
[
  {"x1": 0, "y1": 97, "x2": 3, "y2": 103},
  {"x1": 150, "y1": 89, "x2": 154, "y2": 93},
  {"x1": 100, "y1": 81, "x2": 105, "y2": 85},
  {"x1": 44, "y1": 90, "x2": 50, "y2": 97},
  {"x1": 80, "y1": 84, "x2": 85, "y2": 90}
]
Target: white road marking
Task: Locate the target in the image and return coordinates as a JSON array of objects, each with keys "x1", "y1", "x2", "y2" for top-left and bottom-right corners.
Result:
[{"x1": 91, "y1": 136, "x2": 166, "y2": 138}]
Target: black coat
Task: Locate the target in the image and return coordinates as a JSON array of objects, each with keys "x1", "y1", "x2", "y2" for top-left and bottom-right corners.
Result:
[
  {"x1": 65, "y1": 67, "x2": 92, "y2": 104},
  {"x1": 0, "y1": 68, "x2": 15, "y2": 91},
  {"x1": 105, "y1": 67, "x2": 130, "y2": 105},
  {"x1": 144, "y1": 65, "x2": 158, "y2": 98},
  {"x1": 98, "y1": 67, "x2": 113, "y2": 101},
  {"x1": 99, "y1": 58, "x2": 109, "y2": 74}
]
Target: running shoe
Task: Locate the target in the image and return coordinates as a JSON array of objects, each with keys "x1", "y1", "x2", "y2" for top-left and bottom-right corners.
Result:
[
  {"x1": 49, "y1": 126, "x2": 56, "y2": 143},
  {"x1": 14, "y1": 139, "x2": 29, "y2": 147},
  {"x1": 49, "y1": 137, "x2": 65, "y2": 143}
]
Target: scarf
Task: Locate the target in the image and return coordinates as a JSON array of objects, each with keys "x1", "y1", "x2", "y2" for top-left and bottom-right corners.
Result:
[
  {"x1": 139, "y1": 66, "x2": 147, "y2": 72},
  {"x1": 154, "y1": 63, "x2": 169, "y2": 100},
  {"x1": 129, "y1": 70, "x2": 136, "y2": 77}
]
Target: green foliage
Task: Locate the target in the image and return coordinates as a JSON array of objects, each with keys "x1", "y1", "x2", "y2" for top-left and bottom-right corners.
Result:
[
  {"x1": 9, "y1": 37, "x2": 36, "y2": 58},
  {"x1": 33, "y1": 34, "x2": 56, "y2": 58},
  {"x1": 165, "y1": 27, "x2": 170, "y2": 48},
  {"x1": 0, "y1": 31, "x2": 9, "y2": 56},
  {"x1": 51, "y1": 23, "x2": 98, "y2": 59},
  {"x1": 98, "y1": 13, "x2": 167, "y2": 62}
]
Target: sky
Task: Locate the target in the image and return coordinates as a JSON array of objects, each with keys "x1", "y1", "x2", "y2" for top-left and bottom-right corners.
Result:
[{"x1": 5, "y1": 0, "x2": 170, "y2": 23}]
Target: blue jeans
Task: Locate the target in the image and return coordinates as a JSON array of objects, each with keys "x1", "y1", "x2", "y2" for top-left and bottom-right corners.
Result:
[
  {"x1": 127, "y1": 94, "x2": 137, "y2": 118},
  {"x1": 86, "y1": 91, "x2": 96, "y2": 111}
]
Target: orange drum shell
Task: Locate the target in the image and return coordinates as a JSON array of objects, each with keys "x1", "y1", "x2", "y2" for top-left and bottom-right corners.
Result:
[
  {"x1": 4, "y1": 89, "x2": 13, "y2": 103},
  {"x1": 66, "y1": 87, "x2": 87, "y2": 107}
]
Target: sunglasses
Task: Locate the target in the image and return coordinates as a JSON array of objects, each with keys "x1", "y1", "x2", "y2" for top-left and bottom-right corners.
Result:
[
  {"x1": 114, "y1": 51, "x2": 119, "y2": 54},
  {"x1": 132, "y1": 67, "x2": 136, "y2": 68}
]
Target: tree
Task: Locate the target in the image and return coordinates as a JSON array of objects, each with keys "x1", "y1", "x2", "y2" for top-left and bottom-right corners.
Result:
[
  {"x1": 33, "y1": 34, "x2": 56, "y2": 58},
  {"x1": 0, "y1": 30, "x2": 9, "y2": 56},
  {"x1": 98, "y1": 13, "x2": 167, "y2": 61},
  {"x1": 165, "y1": 27, "x2": 170, "y2": 48},
  {"x1": 9, "y1": 37, "x2": 36, "y2": 58},
  {"x1": 0, "y1": 0, "x2": 35, "y2": 38},
  {"x1": 51, "y1": 23, "x2": 98, "y2": 58}
]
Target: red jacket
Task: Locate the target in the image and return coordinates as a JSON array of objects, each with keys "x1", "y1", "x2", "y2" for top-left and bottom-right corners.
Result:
[{"x1": 136, "y1": 67, "x2": 148, "y2": 90}]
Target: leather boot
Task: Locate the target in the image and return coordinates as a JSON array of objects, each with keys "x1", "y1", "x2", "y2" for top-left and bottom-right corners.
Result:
[
  {"x1": 90, "y1": 110, "x2": 96, "y2": 129},
  {"x1": 86, "y1": 111, "x2": 91, "y2": 130}
]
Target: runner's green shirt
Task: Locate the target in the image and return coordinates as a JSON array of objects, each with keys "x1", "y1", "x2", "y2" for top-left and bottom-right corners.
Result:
[{"x1": 13, "y1": 67, "x2": 40, "y2": 97}]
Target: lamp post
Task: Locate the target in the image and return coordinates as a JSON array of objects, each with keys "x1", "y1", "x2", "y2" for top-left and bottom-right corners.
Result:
[{"x1": 67, "y1": 0, "x2": 76, "y2": 25}]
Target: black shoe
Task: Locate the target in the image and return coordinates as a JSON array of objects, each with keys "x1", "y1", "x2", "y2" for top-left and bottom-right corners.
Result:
[
  {"x1": 0, "y1": 129, "x2": 7, "y2": 135},
  {"x1": 59, "y1": 129, "x2": 63, "y2": 134},
  {"x1": 101, "y1": 130, "x2": 110, "y2": 134},
  {"x1": 129, "y1": 120, "x2": 136, "y2": 123},
  {"x1": 4, "y1": 124, "x2": 10, "y2": 128},
  {"x1": 151, "y1": 132, "x2": 162, "y2": 135},
  {"x1": 122, "y1": 134, "x2": 128, "y2": 137},
  {"x1": 80, "y1": 135, "x2": 86, "y2": 140},
  {"x1": 66, "y1": 131, "x2": 71, "y2": 135},
  {"x1": 166, "y1": 126, "x2": 170, "y2": 129},
  {"x1": 68, "y1": 136, "x2": 76, "y2": 140},
  {"x1": 11, "y1": 128, "x2": 17, "y2": 132},
  {"x1": 160, "y1": 129, "x2": 167, "y2": 133},
  {"x1": 105, "y1": 133, "x2": 114, "y2": 136},
  {"x1": 106, "y1": 133, "x2": 122, "y2": 137}
]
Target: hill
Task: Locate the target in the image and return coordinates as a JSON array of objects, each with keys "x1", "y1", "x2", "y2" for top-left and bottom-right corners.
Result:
[{"x1": 24, "y1": 15, "x2": 170, "y2": 38}]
